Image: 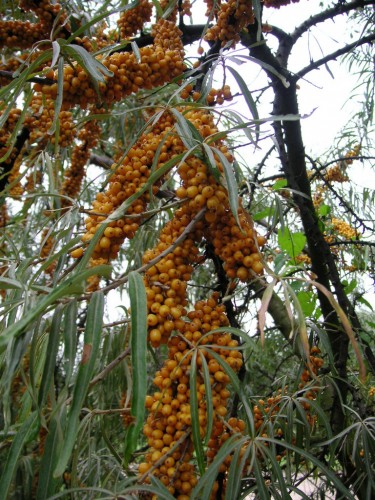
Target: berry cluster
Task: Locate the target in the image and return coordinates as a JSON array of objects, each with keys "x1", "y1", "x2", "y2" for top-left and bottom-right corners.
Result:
[
  {"x1": 36, "y1": 20, "x2": 185, "y2": 110},
  {"x1": 0, "y1": 0, "x2": 69, "y2": 49},
  {"x1": 60, "y1": 112, "x2": 102, "y2": 209},
  {"x1": 159, "y1": 0, "x2": 178, "y2": 23},
  {"x1": 0, "y1": 51, "x2": 43, "y2": 85},
  {"x1": 25, "y1": 169, "x2": 42, "y2": 195},
  {"x1": 181, "y1": 0, "x2": 192, "y2": 17},
  {"x1": 74, "y1": 111, "x2": 179, "y2": 267},
  {"x1": 204, "y1": 0, "x2": 255, "y2": 46},
  {"x1": 324, "y1": 164, "x2": 349, "y2": 183},
  {"x1": 117, "y1": 0, "x2": 153, "y2": 38},
  {"x1": 25, "y1": 89, "x2": 76, "y2": 148},
  {"x1": 139, "y1": 293, "x2": 244, "y2": 498},
  {"x1": 330, "y1": 217, "x2": 358, "y2": 240},
  {"x1": 180, "y1": 85, "x2": 233, "y2": 105},
  {"x1": 40, "y1": 228, "x2": 56, "y2": 275},
  {"x1": 144, "y1": 221, "x2": 201, "y2": 348},
  {"x1": 7, "y1": 151, "x2": 25, "y2": 197},
  {"x1": 0, "y1": 107, "x2": 21, "y2": 160},
  {"x1": 324, "y1": 145, "x2": 361, "y2": 183},
  {"x1": 74, "y1": 105, "x2": 266, "y2": 294},
  {"x1": 206, "y1": 209, "x2": 266, "y2": 281}
]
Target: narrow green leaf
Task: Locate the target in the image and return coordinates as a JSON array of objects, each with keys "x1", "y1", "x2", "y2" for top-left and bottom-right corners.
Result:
[
  {"x1": 151, "y1": 0, "x2": 163, "y2": 18},
  {"x1": 211, "y1": 146, "x2": 241, "y2": 228},
  {"x1": 203, "y1": 346, "x2": 255, "y2": 435},
  {"x1": 54, "y1": 291, "x2": 104, "y2": 477},
  {"x1": 131, "y1": 41, "x2": 141, "y2": 64},
  {"x1": 48, "y1": 56, "x2": 64, "y2": 135},
  {"x1": 192, "y1": 434, "x2": 246, "y2": 498},
  {"x1": 170, "y1": 109, "x2": 195, "y2": 150},
  {"x1": 260, "y1": 437, "x2": 356, "y2": 499},
  {"x1": 38, "y1": 304, "x2": 64, "y2": 407},
  {"x1": 63, "y1": 44, "x2": 113, "y2": 83},
  {"x1": 222, "y1": 109, "x2": 256, "y2": 146},
  {"x1": 230, "y1": 54, "x2": 290, "y2": 88},
  {"x1": 227, "y1": 66, "x2": 260, "y2": 143},
  {"x1": 205, "y1": 326, "x2": 257, "y2": 349},
  {"x1": 226, "y1": 441, "x2": 252, "y2": 500},
  {"x1": 0, "y1": 277, "x2": 23, "y2": 290},
  {"x1": 66, "y1": 2, "x2": 139, "y2": 43},
  {"x1": 225, "y1": 443, "x2": 243, "y2": 499},
  {"x1": 253, "y1": 452, "x2": 271, "y2": 499},
  {"x1": 161, "y1": 0, "x2": 178, "y2": 19},
  {"x1": 199, "y1": 351, "x2": 213, "y2": 446},
  {"x1": 190, "y1": 350, "x2": 205, "y2": 475},
  {"x1": 0, "y1": 265, "x2": 111, "y2": 348},
  {"x1": 253, "y1": 207, "x2": 274, "y2": 222},
  {"x1": 36, "y1": 409, "x2": 66, "y2": 500},
  {"x1": 0, "y1": 88, "x2": 33, "y2": 164},
  {"x1": 0, "y1": 411, "x2": 39, "y2": 497},
  {"x1": 124, "y1": 271, "x2": 148, "y2": 465},
  {"x1": 202, "y1": 143, "x2": 221, "y2": 182},
  {"x1": 62, "y1": 300, "x2": 78, "y2": 385},
  {"x1": 358, "y1": 296, "x2": 373, "y2": 310},
  {"x1": 51, "y1": 40, "x2": 61, "y2": 68}
]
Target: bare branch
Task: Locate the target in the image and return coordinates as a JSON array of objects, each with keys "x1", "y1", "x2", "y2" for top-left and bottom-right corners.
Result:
[
  {"x1": 291, "y1": 0, "x2": 375, "y2": 43},
  {"x1": 295, "y1": 33, "x2": 375, "y2": 81}
]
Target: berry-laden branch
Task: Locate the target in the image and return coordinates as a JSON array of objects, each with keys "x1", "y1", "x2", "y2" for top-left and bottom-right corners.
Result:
[
  {"x1": 71, "y1": 92, "x2": 270, "y2": 493},
  {"x1": 306, "y1": 153, "x2": 373, "y2": 233}
]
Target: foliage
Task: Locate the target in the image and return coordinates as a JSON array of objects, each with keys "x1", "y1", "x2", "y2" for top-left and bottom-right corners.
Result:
[{"x1": 0, "y1": 0, "x2": 374, "y2": 499}]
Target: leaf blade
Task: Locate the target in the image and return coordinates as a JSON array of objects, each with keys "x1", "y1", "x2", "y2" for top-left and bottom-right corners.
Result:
[
  {"x1": 124, "y1": 271, "x2": 148, "y2": 465},
  {"x1": 54, "y1": 291, "x2": 104, "y2": 477}
]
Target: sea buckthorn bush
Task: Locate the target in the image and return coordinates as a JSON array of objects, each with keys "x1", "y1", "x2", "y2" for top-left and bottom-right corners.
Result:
[{"x1": 0, "y1": 1, "x2": 374, "y2": 499}]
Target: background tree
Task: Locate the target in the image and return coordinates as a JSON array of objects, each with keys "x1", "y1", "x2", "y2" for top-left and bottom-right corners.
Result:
[{"x1": 0, "y1": 0, "x2": 374, "y2": 498}]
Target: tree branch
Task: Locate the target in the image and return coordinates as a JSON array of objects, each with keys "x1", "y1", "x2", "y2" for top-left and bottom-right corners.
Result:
[
  {"x1": 291, "y1": 0, "x2": 375, "y2": 43},
  {"x1": 0, "y1": 69, "x2": 55, "y2": 86},
  {"x1": 295, "y1": 33, "x2": 375, "y2": 81}
]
